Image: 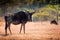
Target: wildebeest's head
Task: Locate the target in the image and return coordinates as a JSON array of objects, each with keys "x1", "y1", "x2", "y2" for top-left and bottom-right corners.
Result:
[
  {"x1": 50, "y1": 19, "x2": 58, "y2": 25},
  {"x1": 25, "y1": 11, "x2": 35, "y2": 21}
]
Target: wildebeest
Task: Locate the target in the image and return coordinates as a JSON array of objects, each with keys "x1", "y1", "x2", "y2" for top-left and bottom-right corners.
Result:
[
  {"x1": 50, "y1": 19, "x2": 58, "y2": 25},
  {"x1": 4, "y1": 11, "x2": 35, "y2": 35}
]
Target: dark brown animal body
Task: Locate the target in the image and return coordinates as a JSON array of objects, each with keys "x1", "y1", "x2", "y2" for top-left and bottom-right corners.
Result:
[{"x1": 4, "y1": 11, "x2": 35, "y2": 35}]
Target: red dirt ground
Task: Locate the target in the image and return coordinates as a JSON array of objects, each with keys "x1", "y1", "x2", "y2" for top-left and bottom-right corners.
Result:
[{"x1": 0, "y1": 20, "x2": 60, "y2": 40}]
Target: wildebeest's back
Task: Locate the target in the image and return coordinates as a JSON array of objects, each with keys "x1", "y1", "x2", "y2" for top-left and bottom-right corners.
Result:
[{"x1": 12, "y1": 11, "x2": 28, "y2": 24}]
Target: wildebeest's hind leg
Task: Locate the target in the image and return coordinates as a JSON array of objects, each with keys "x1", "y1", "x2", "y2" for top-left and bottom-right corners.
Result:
[
  {"x1": 5, "y1": 16, "x2": 12, "y2": 35},
  {"x1": 5, "y1": 22, "x2": 12, "y2": 35},
  {"x1": 5, "y1": 21, "x2": 8, "y2": 35},
  {"x1": 5, "y1": 16, "x2": 8, "y2": 35}
]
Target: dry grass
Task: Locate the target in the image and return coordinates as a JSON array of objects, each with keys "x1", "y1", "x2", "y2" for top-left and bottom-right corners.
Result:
[{"x1": 0, "y1": 18, "x2": 60, "y2": 40}]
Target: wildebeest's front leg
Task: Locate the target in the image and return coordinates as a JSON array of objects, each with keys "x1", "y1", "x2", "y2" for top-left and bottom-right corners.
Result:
[
  {"x1": 19, "y1": 24, "x2": 22, "y2": 33},
  {"x1": 22, "y1": 23, "x2": 25, "y2": 34},
  {"x1": 19, "y1": 23, "x2": 25, "y2": 34}
]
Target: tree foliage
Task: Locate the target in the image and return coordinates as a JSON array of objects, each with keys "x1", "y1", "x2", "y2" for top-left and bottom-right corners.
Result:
[{"x1": 0, "y1": 0, "x2": 60, "y2": 6}]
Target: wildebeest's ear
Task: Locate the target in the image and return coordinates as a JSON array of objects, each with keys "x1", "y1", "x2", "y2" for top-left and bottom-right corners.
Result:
[{"x1": 31, "y1": 9, "x2": 39, "y2": 15}]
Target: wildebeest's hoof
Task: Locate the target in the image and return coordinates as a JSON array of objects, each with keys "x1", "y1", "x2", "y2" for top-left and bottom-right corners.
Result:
[{"x1": 4, "y1": 34, "x2": 9, "y2": 36}]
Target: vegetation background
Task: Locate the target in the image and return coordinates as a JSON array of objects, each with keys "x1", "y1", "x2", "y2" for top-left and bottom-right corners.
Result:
[
  {"x1": 0, "y1": 0, "x2": 60, "y2": 21},
  {"x1": 0, "y1": 0, "x2": 60, "y2": 40}
]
